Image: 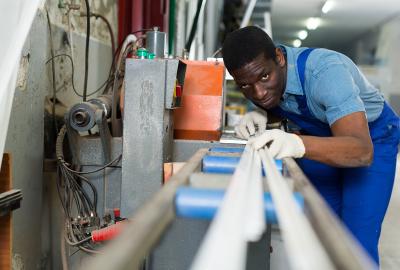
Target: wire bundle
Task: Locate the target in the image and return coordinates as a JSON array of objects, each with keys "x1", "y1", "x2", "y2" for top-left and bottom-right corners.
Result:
[
  {"x1": 56, "y1": 125, "x2": 98, "y2": 253},
  {"x1": 56, "y1": 125, "x2": 121, "y2": 253}
]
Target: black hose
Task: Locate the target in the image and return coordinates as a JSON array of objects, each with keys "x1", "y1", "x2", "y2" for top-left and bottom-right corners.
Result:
[
  {"x1": 185, "y1": 0, "x2": 204, "y2": 52},
  {"x1": 83, "y1": 0, "x2": 91, "y2": 101}
]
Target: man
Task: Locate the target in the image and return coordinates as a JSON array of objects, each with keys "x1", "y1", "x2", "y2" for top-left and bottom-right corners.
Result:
[{"x1": 222, "y1": 26, "x2": 400, "y2": 264}]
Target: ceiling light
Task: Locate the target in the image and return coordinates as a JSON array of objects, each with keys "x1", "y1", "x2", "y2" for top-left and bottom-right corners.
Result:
[
  {"x1": 298, "y1": 30, "x2": 308, "y2": 40},
  {"x1": 293, "y1": 39, "x2": 302, "y2": 48},
  {"x1": 322, "y1": 0, "x2": 334, "y2": 14},
  {"x1": 306, "y1": 17, "x2": 321, "y2": 30}
]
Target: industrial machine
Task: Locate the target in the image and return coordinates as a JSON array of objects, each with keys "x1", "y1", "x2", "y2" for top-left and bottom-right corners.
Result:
[{"x1": 55, "y1": 29, "x2": 377, "y2": 270}]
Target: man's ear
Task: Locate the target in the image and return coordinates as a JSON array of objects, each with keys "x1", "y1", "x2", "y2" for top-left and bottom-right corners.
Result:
[{"x1": 275, "y1": 48, "x2": 285, "y2": 67}]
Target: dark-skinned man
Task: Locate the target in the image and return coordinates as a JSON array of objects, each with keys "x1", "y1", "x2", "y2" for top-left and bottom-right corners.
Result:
[{"x1": 222, "y1": 26, "x2": 400, "y2": 264}]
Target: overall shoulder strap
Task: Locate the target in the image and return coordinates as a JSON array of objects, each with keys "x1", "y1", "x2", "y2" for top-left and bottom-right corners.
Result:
[
  {"x1": 295, "y1": 48, "x2": 315, "y2": 118},
  {"x1": 297, "y1": 48, "x2": 315, "y2": 91}
]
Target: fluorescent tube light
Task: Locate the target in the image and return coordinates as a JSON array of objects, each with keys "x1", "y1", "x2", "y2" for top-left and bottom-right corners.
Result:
[
  {"x1": 293, "y1": 39, "x2": 302, "y2": 47},
  {"x1": 306, "y1": 17, "x2": 321, "y2": 30},
  {"x1": 298, "y1": 30, "x2": 308, "y2": 40},
  {"x1": 322, "y1": 1, "x2": 334, "y2": 14}
]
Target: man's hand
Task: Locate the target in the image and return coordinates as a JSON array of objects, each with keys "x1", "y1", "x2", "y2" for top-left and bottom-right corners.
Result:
[
  {"x1": 248, "y1": 129, "x2": 305, "y2": 159},
  {"x1": 235, "y1": 110, "x2": 268, "y2": 139}
]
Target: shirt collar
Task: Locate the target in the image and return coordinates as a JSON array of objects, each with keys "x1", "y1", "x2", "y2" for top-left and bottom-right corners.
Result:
[{"x1": 278, "y1": 45, "x2": 304, "y2": 96}]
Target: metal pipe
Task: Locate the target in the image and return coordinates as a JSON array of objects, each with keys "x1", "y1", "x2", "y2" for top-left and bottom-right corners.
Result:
[
  {"x1": 283, "y1": 158, "x2": 378, "y2": 270},
  {"x1": 174, "y1": 0, "x2": 186, "y2": 57},
  {"x1": 175, "y1": 187, "x2": 304, "y2": 223},
  {"x1": 240, "y1": 0, "x2": 258, "y2": 28},
  {"x1": 259, "y1": 148, "x2": 335, "y2": 270}
]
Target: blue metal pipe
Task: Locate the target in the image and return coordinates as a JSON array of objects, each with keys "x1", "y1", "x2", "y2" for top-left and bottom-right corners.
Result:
[
  {"x1": 175, "y1": 187, "x2": 304, "y2": 224},
  {"x1": 202, "y1": 155, "x2": 283, "y2": 174},
  {"x1": 209, "y1": 147, "x2": 244, "y2": 153}
]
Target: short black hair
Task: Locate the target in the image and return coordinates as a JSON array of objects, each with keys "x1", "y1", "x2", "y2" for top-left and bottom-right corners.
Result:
[{"x1": 222, "y1": 26, "x2": 276, "y2": 72}]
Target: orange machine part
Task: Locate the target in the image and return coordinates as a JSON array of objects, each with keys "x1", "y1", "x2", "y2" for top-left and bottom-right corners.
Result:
[{"x1": 173, "y1": 60, "x2": 225, "y2": 141}]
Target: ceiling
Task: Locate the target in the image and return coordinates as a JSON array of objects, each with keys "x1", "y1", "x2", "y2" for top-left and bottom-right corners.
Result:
[{"x1": 259, "y1": 0, "x2": 400, "y2": 50}]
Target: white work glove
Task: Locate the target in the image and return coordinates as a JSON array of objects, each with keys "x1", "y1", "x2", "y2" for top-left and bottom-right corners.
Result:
[
  {"x1": 235, "y1": 110, "x2": 268, "y2": 139},
  {"x1": 248, "y1": 129, "x2": 305, "y2": 159}
]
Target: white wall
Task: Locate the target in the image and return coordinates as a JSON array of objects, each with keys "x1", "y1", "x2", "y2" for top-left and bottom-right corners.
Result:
[{"x1": 375, "y1": 15, "x2": 400, "y2": 113}]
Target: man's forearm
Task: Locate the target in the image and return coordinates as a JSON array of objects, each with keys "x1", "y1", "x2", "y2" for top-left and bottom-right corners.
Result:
[{"x1": 299, "y1": 135, "x2": 373, "y2": 167}]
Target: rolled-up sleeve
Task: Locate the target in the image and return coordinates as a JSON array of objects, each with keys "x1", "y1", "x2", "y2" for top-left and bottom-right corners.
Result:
[{"x1": 311, "y1": 60, "x2": 366, "y2": 126}]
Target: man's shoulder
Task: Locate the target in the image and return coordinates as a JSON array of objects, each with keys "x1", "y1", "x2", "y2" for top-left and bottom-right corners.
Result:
[
  {"x1": 306, "y1": 48, "x2": 350, "y2": 76},
  {"x1": 308, "y1": 48, "x2": 342, "y2": 63},
  {"x1": 281, "y1": 45, "x2": 344, "y2": 68},
  {"x1": 280, "y1": 45, "x2": 338, "y2": 56}
]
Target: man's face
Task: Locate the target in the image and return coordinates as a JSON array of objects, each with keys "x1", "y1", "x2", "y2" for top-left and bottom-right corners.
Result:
[{"x1": 231, "y1": 48, "x2": 286, "y2": 110}]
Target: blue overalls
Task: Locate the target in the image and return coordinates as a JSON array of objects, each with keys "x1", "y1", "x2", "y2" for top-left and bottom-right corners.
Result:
[{"x1": 271, "y1": 48, "x2": 400, "y2": 263}]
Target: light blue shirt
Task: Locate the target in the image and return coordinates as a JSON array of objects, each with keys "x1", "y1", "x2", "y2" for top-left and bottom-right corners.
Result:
[{"x1": 279, "y1": 45, "x2": 384, "y2": 125}]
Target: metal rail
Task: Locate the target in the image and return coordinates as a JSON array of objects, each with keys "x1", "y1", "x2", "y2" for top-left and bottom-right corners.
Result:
[
  {"x1": 259, "y1": 149, "x2": 335, "y2": 270},
  {"x1": 283, "y1": 158, "x2": 378, "y2": 270}
]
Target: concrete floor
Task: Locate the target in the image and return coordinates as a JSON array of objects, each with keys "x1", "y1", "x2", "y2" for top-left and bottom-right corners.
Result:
[{"x1": 379, "y1": 155, "x2": 400, "y2": 269}]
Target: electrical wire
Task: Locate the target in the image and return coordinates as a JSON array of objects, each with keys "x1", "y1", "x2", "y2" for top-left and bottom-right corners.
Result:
[
  {"x1": 89, "y1": 12, "x2": 115, "y2": 58},
  {"x1": 83, "y1": 0, "x2": 91, "y2": 101},
  {"x1": 62, "y1": 154, "x2": 121, "y2": 175},
  {"x1": 45, "y1": 54, "x2": 112, "y2": 97},
  {"x1": 55, "y1": 125, "x2": 120, "y2": 254},
  {"x1": 103, "y1": 29, "x2": 148, "y2": 92},
  {"x1": 64, "y1": 234, "x2": 92, "y2": 246},
  {"x1": 212, "y1": 47, "x2": 222, "y2": 58},
  {"x1": 110, "y1": 34, "x2": 139, "y2": 136},
  {"x1": 67, "y1": 220, "x2": 101, "y2": 254},
  {"x1": 58, "y1": 165, "x2": 99, "y2": 254},
  {"x1": 45, "y1": 29, "x2": 139, "y2": 99}
]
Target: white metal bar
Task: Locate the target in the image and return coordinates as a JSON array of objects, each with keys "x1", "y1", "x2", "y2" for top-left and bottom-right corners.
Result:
[
  {"x1": 263, "y1": 12, "x2": 273, "y2": 39},
  {"x1": 240, "y1": 0, "x2": 258, "y2": 28},
  {"x1": 258, "y1": 148, "x2": 335, "y2": 270},
  {"x1": 243, "y1": 151, "x2": 265, "y2": 241},
  {"x1": 190, "y1": 145, "x2": 265, "y2": 270}
]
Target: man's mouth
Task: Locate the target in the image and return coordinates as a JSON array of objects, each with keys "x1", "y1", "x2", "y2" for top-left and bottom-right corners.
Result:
[{"x1": 258, "y1": 95, "x2": 272, "y2": 105}]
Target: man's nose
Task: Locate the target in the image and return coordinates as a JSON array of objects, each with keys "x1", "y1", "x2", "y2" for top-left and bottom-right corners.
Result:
[{"x1": 253, "y1": 83, "x2": 266, "y2": 99}]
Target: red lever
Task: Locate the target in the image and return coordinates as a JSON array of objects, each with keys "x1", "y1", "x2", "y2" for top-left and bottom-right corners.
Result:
[
  {"x1": 113, "y1": 208, "x2": 121, "y2": 218},
  {"x1": 175, "y1": 84, "x2": 182, "y2": 97}
]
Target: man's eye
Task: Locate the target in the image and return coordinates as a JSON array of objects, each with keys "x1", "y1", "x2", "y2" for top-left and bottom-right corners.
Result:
[
  {"x1": 261, "y1": 74, "x2": 269, "y2": 81},
  {"x1": 240, "y1": 84, "x2": 250, "y2": 89}
]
